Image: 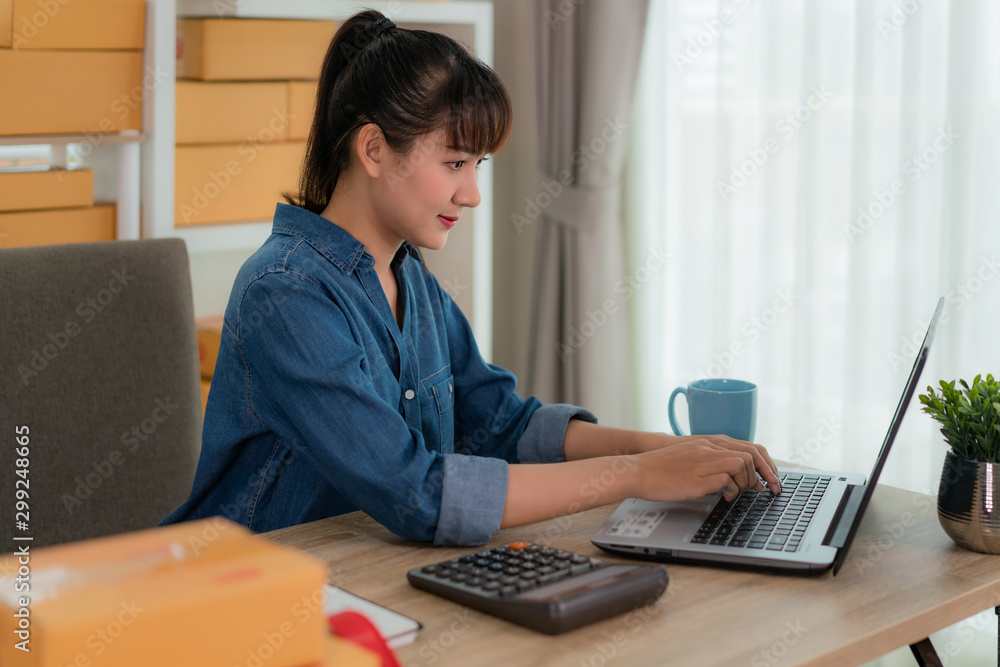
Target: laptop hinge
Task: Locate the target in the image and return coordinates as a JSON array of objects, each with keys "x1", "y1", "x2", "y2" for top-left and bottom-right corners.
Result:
[{"x1": 823, "y1": 484, "x2": 866, "y2": 548}]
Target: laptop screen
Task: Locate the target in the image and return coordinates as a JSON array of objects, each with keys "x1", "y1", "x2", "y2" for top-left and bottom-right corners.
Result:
[{"x1": 832, "y1": 297, "x2": 944, "y2": 575}]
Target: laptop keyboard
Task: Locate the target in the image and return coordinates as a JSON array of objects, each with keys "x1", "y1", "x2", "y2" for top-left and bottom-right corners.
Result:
[{"x1": 691, "y1": 473, "x2": 832, "y2": 553}]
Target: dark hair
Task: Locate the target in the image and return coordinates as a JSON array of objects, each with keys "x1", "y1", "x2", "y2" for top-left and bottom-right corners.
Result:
[{"x1": 286, "y1": 9, "x2": 513, "y2": 214}]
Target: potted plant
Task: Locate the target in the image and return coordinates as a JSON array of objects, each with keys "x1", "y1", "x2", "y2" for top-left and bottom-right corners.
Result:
[{"x1": 919, "y1": 374, "x2": 1000, "y2": 554}]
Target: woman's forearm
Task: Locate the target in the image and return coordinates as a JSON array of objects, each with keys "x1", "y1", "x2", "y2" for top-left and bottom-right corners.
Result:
[
  {"x1": 561, "y1": 419, "x2": 659, "y2": 461},
  {"x1": 500, "y1": 456, "x2": 638, "y2": 528}
]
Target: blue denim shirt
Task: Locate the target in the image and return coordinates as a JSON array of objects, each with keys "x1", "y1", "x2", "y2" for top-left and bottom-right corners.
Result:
[{"x1": 162, "y1": 203, "x2": 596, "y2": 545}]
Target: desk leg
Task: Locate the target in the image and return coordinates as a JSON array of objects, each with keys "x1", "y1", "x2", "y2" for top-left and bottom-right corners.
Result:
[{"x1": 909, "y1": 638, "x2": 943, "y2": 667}]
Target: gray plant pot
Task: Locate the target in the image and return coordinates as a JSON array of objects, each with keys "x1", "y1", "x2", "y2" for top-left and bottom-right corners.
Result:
[{"x1": 937, "y1": 450, "x2": 1000, "y2": 554}]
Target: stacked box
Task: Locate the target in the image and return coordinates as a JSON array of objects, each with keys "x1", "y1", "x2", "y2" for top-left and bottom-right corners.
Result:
[
  {"x1": 174, "y1": 19, "x2": 334, "y2": 226},
  {"x1": 0, "y1": 1, "x2": 146, "y2": 136}
]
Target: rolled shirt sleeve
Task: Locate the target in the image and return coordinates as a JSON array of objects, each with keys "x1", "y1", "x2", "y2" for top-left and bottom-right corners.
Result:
[{"x1": 517, "y1": 403, "x2": 598, "y2": 463}]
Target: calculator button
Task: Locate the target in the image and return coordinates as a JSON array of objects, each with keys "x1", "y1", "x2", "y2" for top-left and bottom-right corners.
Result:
[
  {"x1": 459, "y1": 555, "x2": 476, "y2": 563},
  {"x1": 508, "y1": 541, "x2": 531, "y2": 550},
  {"x1": 482, "y1": 581, "x2": 501, "y2": 592},
  {"x1": 498, "y1": 585, "x2": 518, "y2": 597},
  {"x1": 421, "y1": 565, "x2": 440, "y2": 574},
  {"x1": 536, "y1": 566, "x2": 556, "y2": 575},
  {"x1": 451, "y1": 573, "x2": 469, "y2": 583},
  {"x1": 520, "y1": 571, "x2": 539, "y2": 580},
  {"x1": 552, "y1": 561, "x2": 572, "y2": 571},
  {"x1": 467, "y1": 577, "x2": 485, "y2": 587},
  {"x1": 488, "y1": 562, "x2": 504, "y2": 571},
  {"x1": 499, "y1": 575, "x2": 520, "y2": 585},
  {"x1": 536, "y1": 569, "x2": 571, "y2": 585},
  {"x1": 503, "y1": 566, "x2": 521, "y2": 576}
]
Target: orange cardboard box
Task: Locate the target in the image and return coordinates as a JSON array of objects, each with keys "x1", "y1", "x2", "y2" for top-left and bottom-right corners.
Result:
[
  {"x1": 0, "y1": 168, "x2": 93, "y2": 212},
  {"x1": 288, "y1": 80, "x2": 318, "y2": 141},
  {"x1": 0, "y1": 204, "x2": 115, "y2": 248},
  {"x1": 0, "y1": 518, "x2": 327, "y2": 667},
  {"x1": 0, "y1": 0, "x2": 146, "y2": 50},
  {"x1": 196, "y1": 315, "x2": 225, "y2": 379},
  {"x1": 177, "y1": 18, "x2": 335, "y2": 81},
  {"x1": 0, "y1": 49, "x2": 144, "y2": 136},
  {"x1": 176, "y1": 80, "x2": 290, "y2": 145},
  {"x1": 200, "y1": 379, "x2": 211, "y2": 413},
  {"x1": 174, "y1": 141, "x2": 305, "y2": 226}
]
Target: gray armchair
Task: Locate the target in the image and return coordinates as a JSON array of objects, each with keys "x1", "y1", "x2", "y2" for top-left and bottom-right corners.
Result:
[{"x1": 0, "y1": 239, "x2": 201, "y2": 550}]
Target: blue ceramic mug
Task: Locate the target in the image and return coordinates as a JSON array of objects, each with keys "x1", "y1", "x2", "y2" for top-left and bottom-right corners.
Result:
[{"x1": 668, "y1": 378, "x2": 757, "y2": 442}]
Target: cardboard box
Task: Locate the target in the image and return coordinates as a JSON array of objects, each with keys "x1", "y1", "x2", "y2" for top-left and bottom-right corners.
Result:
[
  {"x1": 324, "y1": 635, "x2": 380, "y2": 666},
  {"x1": 0, "y1": 168, "x2": 93, "y2": 212},
  {"x1": 0, "y1": 0, "x2": 146, "y2": 50},
  {"x1": 288, "y1": 80, "x2": 318, "y2": 141},
  {"x1": 196, "y1": 315, "x2": 224, "y2": 379},
  {"x1": 0, "y1": 49, "x2": 144, "y2": 136},
  {"x1": 0, "y1": 518, "x2": 327, "y2": 667},
  {"x1": 176, "y1": 81, "x2": 290, "y2": 145},
  {"x1": 177, "y1": 18, "x2": 335, "y2": 81},
  {"x1": 0, "y1": 204, "x2": 115, "y2": 248},
  {"x1": 200, "y1": 379, "x2": 211, "y2": 414},
  {"x1": 174, "y1": 141, "x2": 305, "y2": 226}
]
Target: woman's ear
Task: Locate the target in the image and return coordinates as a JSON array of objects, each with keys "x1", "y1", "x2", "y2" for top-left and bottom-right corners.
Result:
[{"x1": 355, "y1": 123, "x2": 387, "y2": 178}]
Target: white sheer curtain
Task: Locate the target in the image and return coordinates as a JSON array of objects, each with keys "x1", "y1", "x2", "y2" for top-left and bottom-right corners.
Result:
[{"x1": 627, "y1": 0, "x2": 1000, "y2": 498}]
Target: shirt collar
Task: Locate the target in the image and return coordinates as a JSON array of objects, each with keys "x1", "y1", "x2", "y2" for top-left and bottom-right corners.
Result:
[{"x1": 270, "y1": 203, "x2": 419, "y2": 274}]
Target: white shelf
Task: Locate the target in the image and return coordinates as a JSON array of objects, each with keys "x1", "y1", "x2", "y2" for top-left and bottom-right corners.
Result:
[{"x1": 144, "y1": 0, "x2": 495, "y2": 355}]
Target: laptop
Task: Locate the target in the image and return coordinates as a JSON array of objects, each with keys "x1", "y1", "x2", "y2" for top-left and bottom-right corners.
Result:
[{"x1": 592, "y1": 297, "x2": 944, "y2": 575}]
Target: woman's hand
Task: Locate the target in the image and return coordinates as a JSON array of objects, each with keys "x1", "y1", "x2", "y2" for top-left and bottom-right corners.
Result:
[{"x1": 629, "y1": 435, "x2": 781, "y2": 502}]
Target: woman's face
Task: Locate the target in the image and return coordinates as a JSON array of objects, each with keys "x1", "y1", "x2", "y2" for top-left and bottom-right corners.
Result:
[{"x1": 373, "y1": 128, "x2": 484, "y2": 251}]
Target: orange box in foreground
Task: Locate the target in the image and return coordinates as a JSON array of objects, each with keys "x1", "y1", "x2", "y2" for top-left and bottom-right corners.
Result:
[
  {"x1": 0, "y1": 168, "x2": 93, "y2": 212},
  {"x1": 0, "y1": 0, "x2": 146, "y2": 50},
  {"x1": 0, "y1": 518, "x2": 327, "y2": 667},
  {"x1": 177, "y1": 18, "x2": 334, "y2": 81},
  {"x1": 0, "y1": 204, "x2": 115, "y2": 248}
]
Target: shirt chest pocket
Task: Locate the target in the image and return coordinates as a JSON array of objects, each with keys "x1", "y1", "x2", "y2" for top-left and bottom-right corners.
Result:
[{"x1": 422, "y1": 371, "x2": 455, "y2": 454}]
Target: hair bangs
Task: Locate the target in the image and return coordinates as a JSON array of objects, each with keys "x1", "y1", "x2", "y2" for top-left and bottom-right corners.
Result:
[{"x1": 439, "y1": 59, "x2": 512, "y2": 157}]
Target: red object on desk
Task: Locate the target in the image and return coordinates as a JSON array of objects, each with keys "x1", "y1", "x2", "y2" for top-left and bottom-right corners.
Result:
[{"x1": 328, "y1": 611, "x2": 401, "y2": 667}]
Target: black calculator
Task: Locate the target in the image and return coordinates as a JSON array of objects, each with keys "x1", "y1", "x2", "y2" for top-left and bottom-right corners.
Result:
[{"x1": 406, "y1": 541, "x2": 669, "y2": 634}]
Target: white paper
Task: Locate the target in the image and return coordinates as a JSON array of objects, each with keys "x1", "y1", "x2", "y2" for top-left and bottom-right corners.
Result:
[{"x1": 324, "y1": 584, "x2": 421, "y2": 648}]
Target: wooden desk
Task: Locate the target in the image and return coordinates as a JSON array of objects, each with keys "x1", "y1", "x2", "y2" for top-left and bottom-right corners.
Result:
[{"x1": 264, "y1": 485, "x2": 1000, "y2": 666}]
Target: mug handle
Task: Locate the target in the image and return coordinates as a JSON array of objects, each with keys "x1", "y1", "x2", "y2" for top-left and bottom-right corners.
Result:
[{"x1": 668, "y1": 386, "x2": 687, "y2": 436}]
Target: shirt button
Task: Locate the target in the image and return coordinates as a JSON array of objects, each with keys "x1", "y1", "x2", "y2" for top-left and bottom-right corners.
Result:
[{"x1": 404, "y1": 389, "x2": 415, "y2": 400}]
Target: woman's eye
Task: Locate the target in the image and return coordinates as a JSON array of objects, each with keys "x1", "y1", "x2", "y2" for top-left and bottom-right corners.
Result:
[{"x1": 449, "y1": 161, "x2": 465, "y2": 170}]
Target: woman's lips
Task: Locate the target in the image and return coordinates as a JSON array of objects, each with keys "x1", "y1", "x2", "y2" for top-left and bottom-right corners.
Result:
[{"x1": 438, "y1": 215, "x2": 457, "y2": 229}]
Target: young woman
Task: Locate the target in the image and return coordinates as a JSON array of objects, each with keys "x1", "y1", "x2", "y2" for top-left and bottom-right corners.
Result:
[{"x1": 163, "y1": 11, "x2": 780, "y2": 545}]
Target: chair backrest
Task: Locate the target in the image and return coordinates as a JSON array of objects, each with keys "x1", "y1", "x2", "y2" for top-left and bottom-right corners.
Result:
[{"x1": 0, "y1": 239, "x2": 201, "y2": 549}]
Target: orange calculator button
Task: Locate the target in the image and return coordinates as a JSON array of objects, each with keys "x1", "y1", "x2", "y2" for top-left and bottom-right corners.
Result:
[{"x1": 507, "y1": 541, "x2": 531, "y2": 550}]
